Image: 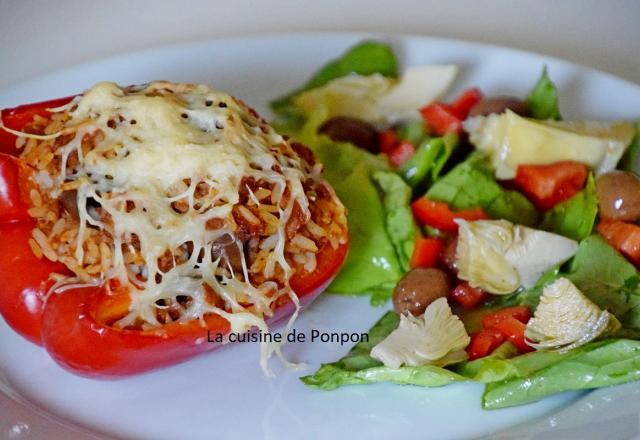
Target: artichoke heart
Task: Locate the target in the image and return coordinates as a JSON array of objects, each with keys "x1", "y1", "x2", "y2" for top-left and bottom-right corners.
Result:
[
  {"x1": 525, "y1": 277, "x2": 620, "y2": 352},
  {"x1": 455, "y1": 219, "x2": 578, "y2": 294},
  {"x1": 370, "y1": 298, "x2": 470, "y2": 369},
  {"x1": 295, "y1": 73, "x2": 393, "y2": 122},
  {"x1": 463, "y1": 110, "x2": 634, "y2": 179},
  {"x1": 295, "y1": 65, "x2": 457, "y2": 123}
]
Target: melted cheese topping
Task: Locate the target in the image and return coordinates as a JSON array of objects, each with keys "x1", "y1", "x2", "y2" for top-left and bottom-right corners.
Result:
[{"x1": 21, "y1": 81, "x2": 341, "y2": 372}]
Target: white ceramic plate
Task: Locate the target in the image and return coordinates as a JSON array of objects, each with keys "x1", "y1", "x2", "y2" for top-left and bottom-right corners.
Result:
[{"x1": 1, "y1": 34, "x2": 639, "y2": 440}]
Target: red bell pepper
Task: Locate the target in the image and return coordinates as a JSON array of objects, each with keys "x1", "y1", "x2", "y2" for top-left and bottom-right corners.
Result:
[
  {"x1": 420, "y1": 103, "x2": 462, "y2": 136},
  {"x1": 0, "y1": 154, "x2": 33, "y2": 224},
  {"x1": 0, "y1": 96, "x2": 74, "y2": 155},
  {"x1": 450, "y1": 87, "x2": 483, "y2": 119},
  {"x1": 467, "y1": 329, "x2": 504, "y2": 360},
  {"x1": 419, "y1": 87, "x2": 483, "y2": 136},
  {"x1": 0, "y1": 153, "x2": 73, "y2": 344},
  {"x1": 480, "y1": 306, "x2": 533, "y2": 354},
  {"x1": 0, "y1": 96, "x2": 349, "y2": 377},
  {"x1": 409, "y1": 237, "x2": 444, "y2": 269},
  {"x1": 468, "y1": 306, "x2": 534, "y2": 359},
  {"x1": 378, "y1": 129, "x2": 398, "y2": 154},
  {"x1": 40, "y1": 241, "x2": 346, "y2": 378},
  {"x1": 449, "y1": 282, "x2": 488, "y2": 310},
  {"x1": 0, "y1": 221, "x2": 71, "y2": 345},
  {"x1": 411, "y1": 197, "x2": 488, "y2": 233},
  {"x1": 491, "y1": 317, "x2": 534, "y2": 353},
  {"x1": 388, "y1": 141, "x2": 415, "y2": 167},
  {"x1": 597, "y1": 219, "x2": 640, "y2": 268},
  {"x1": 481, "y1": 306, "x2": 531, "y2": 329},
  {"x1": 514, "y1": 161, "x2": 588, "y2": 211}
]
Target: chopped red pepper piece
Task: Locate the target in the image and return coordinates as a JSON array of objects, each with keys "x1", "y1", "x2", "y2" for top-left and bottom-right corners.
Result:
[
  {"x1": 411, "y1": 197, "x2": 488, "y2": 233},
  {"x1": 419, "y1": 87, "x2": 483, "y2": 136},
  {"x1": 388, "y1": 141, "x2": 415, "y2": 167},
  {"x1": 514, "y1": 161, "x2": 588, "y2": 211},
  {"x1": 597, "y1": 219, "x2": 640, "y2": 268},
  {"x1": 450, "y1": 87, "x2": 484, "y2": 119},
  {"x1": 449, "y1": 282, "x2": 488, "y2": 309},
  {"x1": 491, "y1": 317, "x2": 534, "y2": 353},
  {"x1": 378, "y1": 129, "x2": 399, "y2": 154},
  {"x1": 481, "y1": 306, "x2": 531, "y2": 329},
  {"x1": 420, "y1": 103, "x2": 462, "y2": 136},
  {"x1": 467, "y1": 329, "x2": 504, "y2": 360},
  {"x1": 409, "y1": 237, "x2": 444, "y2": 269}
]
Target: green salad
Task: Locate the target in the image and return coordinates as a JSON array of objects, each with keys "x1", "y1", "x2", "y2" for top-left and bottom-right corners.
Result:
[{"x1": 270, "y1": 41, "x2": 640, "y2": 409}]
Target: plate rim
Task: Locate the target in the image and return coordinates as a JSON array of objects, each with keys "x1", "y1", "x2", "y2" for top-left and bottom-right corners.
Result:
[{"x1": 1, "y1": 30, "x2": 638, "y2": 105}]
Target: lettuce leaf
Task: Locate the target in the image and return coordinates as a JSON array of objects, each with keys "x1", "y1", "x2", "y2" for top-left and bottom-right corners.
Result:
[
  {"x1": 301, "y1": 312, "x2": 465, "y2": 389},
  {"x1": 482, "y1": 339, "x2": 640, "y2": 409},
  {"x1": 526, "y1": 67, "x2": 562, "y2": 120},
  {"x1": 454, "y1": 342, "x2": 519, "y2": 383},
  {"x1": 327, "y1": 162, "x2": 404, "y2": 295},
  {"x1": 541, "y1": 174, "x2": 598, "y2": 241},
  {"x1": 270, "y1": 41, "x2": 398, "y2": 124},
  {"x1": 565, "y1": 236, "x2": 640, "y2": 329},
  {"x1": 400, "y1": 134, "x2": 458, "y2": 192},
  {"x1": 425, "y1": 155, "x2": 539, "y2": 226},
  {"x1": 291, "y1": 106, "x2": 404, "y2": 299},
  {"x1": 369, "y1": 284, "x2": 397, "y2": 307},
  {"x1": 302, "y1": 311, "x2": 640, "y2": 410},
  {"x1": 372, "y1": 171, "x2": 419, "y2": 272}
]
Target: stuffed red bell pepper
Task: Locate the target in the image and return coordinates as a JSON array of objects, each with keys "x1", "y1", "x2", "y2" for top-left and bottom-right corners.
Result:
[{"x1": 0, "y1": 81, "x2": 349, "y2": 377}]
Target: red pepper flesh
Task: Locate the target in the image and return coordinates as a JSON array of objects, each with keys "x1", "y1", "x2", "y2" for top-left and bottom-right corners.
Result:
[
  {"x1": 467, "y1": 329, "x2": 504, "y2": 360},
  {"x1": 388, "y1": 141, "x2": 415, "y2": 167},
  {"x1": 0, "y1": 154, "x2": 33, "y2": 224},
  {"x1": 597, "y1": 219, "x2": 640, "y2": 268},
  {"x1": 411, "y1": 197, "x2": 488, "y2": 233},
  {"x1": 419, "y1": 87, "x2": 483, "y2": 136},
  {"x1": 481, "y1": 306, "x2": 531, "y2": 329},
  {"x1": 514, "y1": 161, "x2": 588, "y2": 211},
  {"x1": 420, "y1": 103, "x2": 462, "y2": 136},
  {"x1": 378, "y1": 129, "x2": 399, "y2": 155},
  {"x1": 492, "y1": 317, "x2": 534, "y2": 353},
  {"x1": 409, "y1": 237, "x2": 444, "y2": 269},
  {"x1": 449, "y1": 282, "x2": 488, "y2": 310},
  {"x1": 0, "y1": 221, "x2": 71, "y2": 344},
  {"x1": 450, "y1": 88, "x2": 483, "y2": 119},
  {"x1": 0, "y1": 96, "x2": 74, "y2": 155}
]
